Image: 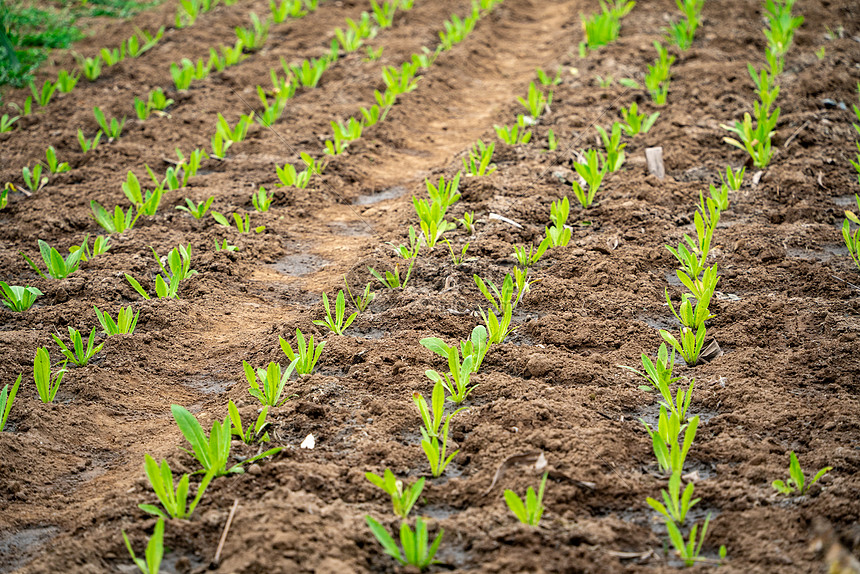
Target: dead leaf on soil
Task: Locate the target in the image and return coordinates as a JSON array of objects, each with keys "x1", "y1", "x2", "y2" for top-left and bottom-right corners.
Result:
[
  {"x1": 482, "y1": 451, "x2": 544, "y2": 496},
  {"x1": 605, "y1": 549, "x2": 655, "y2": 562}
]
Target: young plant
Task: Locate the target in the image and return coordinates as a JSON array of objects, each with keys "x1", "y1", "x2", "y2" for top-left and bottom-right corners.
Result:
[
  {"x1": 457, "y1": 211, "x2": 476, "y2": 234},
  {"x1": 620, "y1": 101, "x2": 659, "y2": 136},
  {"x1": 34, "y1": 347, "x2": 67, "y2": 403},
  {"x1": 70, "y1": 233, "x2": 110, "y2": 262},
  {"x1": 424, "y1": 347, "x2": 476, "y2": 404},
  {"x1": 536, "y1": 66, "x2": 562, "y2": 86},
  {"x1": 175, "y1": 196, "x2": 214, "y2": 219},
  {"x1": 75, "y1": 53, "x2": 103, "y2": 81},
  {"x1": 721, "y1": 66, "x2": 780, "y2": 168},
  {"x1": 443, "y1": 240, "x2": 472, "y2": 266},
  {"x1": 660, "y1": 323, "x2": 706, "y2": 366},
  {"x1": 93, "y1": 107, "x2": 125, "y2": 140},
  {"x1": 313, "y1": 290, "x2": 358, "y2": 335},
  {"x1": 546, "y1": 196, "x2": 571, "y2": 247},
  {"x1": 571, "y1": 149, "x2": 607, "y2": 208},
  {"x1": 545, "y1": 128, "x2": 558, "y2": 152},
  {"x1": 369, "y1": 263, "x2": 414, "y2": 289},
  {"x1": 55, "y1": 69, "x2": 79, "y2": 93},
  {"x1": 647, "y1": 470, "x2": 699, "y2": 525},
  {"x1": 235, "y1": 13, "x2": 270, "y2": 52},
  {"x1": 216, "y1": 113, "x2": 251, "y2": 143},
  {"x1": 772, "y1": 451, "x2": 832, "y2": 496},
  {"x1": 581, "y1": 0, "x2": 635, "y2": 51},
  {"x1": 0, "y1": 282, "x2": 42, "y2": 312},
  {"x1": 29, "y1": 79, "x2": 58, "y2": 108},
  {"x1": 138, "y1": 455, "x2": 214, "y2": 519},
  {"x1": 22, "y1": 164, "x2": 48, "y2": 192},
  {"x1": 125, "y1": 245, "x2": 197, "y2": 300},
  {"x1": 595, "y1": 122, "x2": 626, "y2": 172},
  {"x1": 228, "y1": 400, "x2": 271, "y2": 444},
  {"x1": 370, "y1": 0, "x2": 397, "y2": 27},
  {"x1": 365, "y1": 469, "x2": 425, "y2": 519},
  {"x1": 665, "y1": 0, "x2": 703, "y2": 50},
  {"x1": 645, "y1": 42, "x2": 675, "y2": 105},
  {"x1": 763, "y1": 0, "x2": 804, "y2": 59},
  {"x1": 78, "y1": 129, "x2": 103, "y2": 153},
  {"x1": 677, "y1": 263, "x2": 720, "y2": 302},
  {"x1": 52, "y1": 326, "x2": 104, "y2": 366},
  {"x1": 720, "y1": 165, "x2": 745, "y2": 192},
  {"x1": 439, "y1": 11, "x2": 478, "y2": 50},
  {"x1": 289, "y1": 57, "x2": 328, "y2": 88},
  {"x1": 414, "y1": 198, "x2": 455, "y2": 249},
  {"x1": 421, "y1": 404, "x2": 464, "y2": 477},
  {"x1": 620, "y1": 343, "x2": 692, "y2": 421},
  {"x1": 518, "y1": 81, "x2": 552, "y2": 120},
  {"x1": 0, "y1": 113, "x2": 19, "y2": 133},
  {"x1": 214, "y1": 238, "x2": 238, "y2": 252},
  {"x1": 255, "y1": 88, "x2": 287, "y2": 127},
  {"x1": 271, "y1": 0, "x2": 306, "y2": 23},
  {"x1": 90, "y1": 201, "x2": 138, "y2": 233},
  {"x1": 364, "y1": 516, "x2": 443, "y2": 570},
  {"x1": 123, "y1": 518, "x2": 164, "y2": 574},
  {"x1": 666, "y1": 514, "x2": 727, "y2": 567},
  {"x1": 344, "y1": 275, "x2": 375, "y2": 313},
  {"x1": 462, "y1": 140, "x2": 496, "y2": 176},
  {"x1": 275, "y1": 162, "x2": 311, "y2": 188},
  {"x1": 480, "y1": 303, "x2": 515, "y2": 345},
  {"x1": 171, "y1": 404, "x2": 281, "y2": 476},
  {"x1": 279, "y1": 328, "x2": 325, "y2": 375},
  {"x1": 642, "y1": 409, "x2": 699, "y2": 475},
  {"x1": 243, "y1": 360, "x2": 298, "y2": 407},
  {"x1": 844, "y1": 195, "x2": 860, "y2": 271},
  {"x1": 21, "y1": 239, "x2": 84, "y2": 280},
  {"x1": 513, "y1": 237, "x2": 551, "y2": 269},
  {"x1": 0, "y1": 375, "x2": 22, "y2": 432},
  {"x1": 43, "y1": 146, "x2": 70, "y2": 174},
  {"x1": 126, "y1": 26, "x2": 164, "y2": 58},
  {"x1": 94, "y1": 305, "x2": 139, "y2": 336},
  {"x1": 413, "y1": 379, "x2": 447, "y2": 439},
  {"x1": 251, "y1": 186, "x2": 273, "y2": 212},
  {"x1": 495, "y1": 114, "x2": 532, "y2": 145},
  {"x1": 505, "y1": 472, "x2": 548, "y2": 526}
]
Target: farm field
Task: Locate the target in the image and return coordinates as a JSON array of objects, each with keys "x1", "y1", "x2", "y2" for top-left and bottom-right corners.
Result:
[{"x1": 1, "y1": 0, "x2": 860, "y2": 572}]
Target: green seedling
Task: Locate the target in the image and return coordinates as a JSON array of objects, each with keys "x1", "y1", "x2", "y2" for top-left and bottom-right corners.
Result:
[
  {"x1": 147, "y1": 88, "x2": 173, "y2": 113},
  {"x1": 844, "y1": 195, "x2": 860, "y2": 270},
  {"x1": 78, "y1": 129, "x2": 103, "y2": 153},
  {"x1": 255, "y1": 88, "x2": 287, "y2": 128},
  {"x1": 620, "y1": 343, "x2": 692, "y2": 421},
  {"x1": 703, "y1": 184, "x2": 729, "y2": 212},
  {"x1": 546, "y1": 196, "x2": 571, "y2": 247},
  {"x1": 772, "y1": 451, "x2": 832, "y2": 496},
  {"x1": 424, "y1": 347, "x2": 476, "y2": 404},
  {"x1": 439, "y1": 11, "x2": 478, "y2": 50},
  {"x1": 365, "y1": 470, "x2": 425, "y2": 519},
  {"x1": 126, "y1": 26, "x2": 164, "y2": 58},
  {"x1": 595, "y1": 122, "x2": 626, "y2": 172},
  {"x1": 457, "y1": 211, "x2": 476, "y2": 234},
  {"x1": 169, "y1": 59, "x2": 200, "y2": 91},
  {"x1": 422, "y1": 325, "x2": 488, "y2": 374},
  {"x1": 52, "y1": 326, "x2": 104, "y2": 366},
  {"x1": 620, "y1": 101, "x2": 659, "y2": 136},
  {"x1": 0, "y1": 282, "x2": 42, "y2": 312},
  {"x1": 176, "y1": 196, "x2": 214, "y2": 219},
  {"x1": 414, "y1": 198, "x2": 456, "y2": 249},
  {"x1": 370, "y1": 0, "x2": 397, "y2": 27},
  {"x1": 313, "y1": 291, "x2": 358, "y2": 335},
  {"x1": 280, "y1": 328, "x2": 325, "y2": 375},
  {"x1": 365, "y1": 516, "x2": 443, "y2": 570},
  {"x1": 660, "y1": 323, "x2": 706, "y2": 366},
  {"x1": 513, "y1": 237, "x2": 551, "y2": 269},
  {"x1": 0, "y1": 375, "x2": 22, "y2": 431},
  {"x1": 505, "y1": 472, "x2": 548, "y2": 526},
  {"x1": 369, "y1": 262, "x2": 414, "y2": 289},
  {"x1": 666, "y1": 514, "x2": 726, "y2": 567},
  {"x1": 581, "y1": 0, "x2": 635, "y2": 51},
  {"x1": 413, "y1": 379, "x2": 447, "y2": 439},
  {"x1": 251, "y1": 186, "x2": 273, "y2": 212},
  {"x1": 216, "y1": 113, "x2": 251, "y2": 143},
  {"x1": 344, "y1": 275, "x2": 375, "y2": 312},
  {"x1": 763, "y1": 0, "x2": 803, "y2": 59},
  {"x1": 0, "y1": 185, "x2": 7, "y2": 209},
  {"x1": 495, "y1": 114, "x2": 533, "y2": 145},
  {"x1": 212, "y1": 211, "x2": 265, "y2": 233},
  {"x1": 123, "y1": 518, "x2": 164, "y2": 574},
  {"x1": 720, "y1": 165, "x2": 745, "y2": 192},
  {"x1": 666, "y1": 289, "x2": 713, "y2": 331},
  {"x1": 677, "y1": 263, "x2": 719, "y2": 302},
  {"x1": 95, "y1": 305, "x2": 139, "y2": 336},
  {"x1": 518, "y1": 81, "x2": 552, "y2": 120},
  {"x1": 648, "y1": 470, "x2": 699, "y2": 525},
  {"x1": 134, "y1": 97, "x2": 150, "y2": 120},
  {"x1": 10, "y1": 97, "x2": 32, "y2": 117},
  {"x1": 34, "y1": 347, "x2": 67, "y2": 403},
  {"x1": 665, "y1": 0, "x2": 703, "y2": 50},
  {"x1": 480, "y1": 302, "x2": 515, "y2": 345},
  {"x1": 93, "y1": 106, "x2": 125, "y2": 140},
  {"x1": 210, "y1": 131, "x2": 233, "y2": 159},
  {"x1": 426, "y1": 173, "x2": 461, "y2": 210},
  {"x1": 55, "y1": 69, "x2": 79, "y2": 93},
  {"x1": 721, "y1": 110, "x2": 779, "y2": 169},
  {"x1": 335, "y1": 26, "x2": 363, "y2": 53},
  {"x1": 228, "y1": 400, "x2": 271, "y2": 444},
  {"x1": 0, "y1": 114, "x2": 19, "y2": 133},
  {"x1": 243, "y1": 359, "x2": 298, "y2": 407},
  {"x1": 443, "y1": 240, "x2": 473, "y2": 265},
  {"x1": 359, "y1": 103, "x2": 382, "y2": 127},
  {"x1": 536, "y1": 66, "x2": 562, "y2": 86},
  {"x1": 22, "y1": 164, "x2": 48, "y2": 192},
  {"x1": 594, "y1": 75, "x2": 613, "y2": 88},
  {"x1": 271, "y1": 0, "x2": 306, "y2": 23},
  {"x1": 421, "y1": 403, "x2": 464, "y2": 477},
  {"x1": 22, "y1": 239, "x2": 85, "y2": 280},
  {"x1": 289, "y1": 56, "x2": 328, "y2": 88},
  {"x1": 139, "y1": 455, "x2": 213, "y2": 519},
  {"x1": 571, "y1": 149, "x2": 607, "y2": 208},
  {"x1": 462, "y1": 140, "x2": 496, "y2": 176},
  {"x1": 214, "y1": 238, "x2": 238, "y2": 253},
  {"x1": 171, "y1": 404, "x2": 281, "y2": 476},
  {"x1": 29, "y1": 78, "x2": 57, "y2": 108},
  {"x1": 125, "y1": 245, "x2": 197, "y2": 300},
  {"x1": 545, "y1": 128, "x2": 558, "y2": 151},
  {"x1": 276, "y1": 162, "x2": 311, "y2": 188},
  {"x1": 235, "y1": 13, "x2": 270, "y2": 52},
  {"x1": 100, "y1": 45, "x2": 126, "y2": 66},
  {"x1": 122, "y1": 171, "x2": 163, "y2": 216},
  {"x1": 90, "y1": 201, "x2": 138, "y2": 233},
  {"x1": 645, "y1": 41, "x2": 675, "y2": 105},
  {"x1": 175, "y1": 0, "x2": 201, "y2": 27},
  {"x1": 642, "y1": 408, "x2": 699, "y2": 475}
]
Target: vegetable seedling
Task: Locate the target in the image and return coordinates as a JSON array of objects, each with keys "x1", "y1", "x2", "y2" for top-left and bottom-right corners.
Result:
[
  {"x1": 93, "y1": 106, "x2": 126, "y2": 140},
  {"x1": 642, "y1": 409, "x2": 699, "y2": 475},
  {"x1": 344, "y1": 275, "x2": 375, "y2": 312},
  {"x1": 280, "y1": 328, "x2": 325, "y2": 375},
  {"x1": 369, "y1": 263, "x2": 414, "y2": 289},
  {"x1": 720, "y1": 165, "x2": 745, "y2": 192},
  {"x1": 620, "y1": 343, "x2": 692, "y2": 421},
  {"x1": 495, "y1": 114, "x2": 532, "y2": 145},
  {"x1": 518, "y1": 81, "x2": 552, "y2": 119},
  {"x1": 421, "y1": 405, "x2": 464, "y2": 477},
  {"x1": 581, "y1": 0, "x2": 634, "y2": 51},
  {"x1": 414, "y1": 379, "x2": 448, "y2": 439},
  {"x1": 505, "y1": 472, "x2": 548, "y2": 526},
  {"x1": 0, "y1": 114, "x2": 19, "y2": 133},
  {"x1": 571, "y1": 149, "x2": 607, "y2": 208},
  {"x1": 0, "y1": 375, "x2": 22, "y2": 431},
  {"x1": 34, "y1": 347, "x2": 67, "y2": 403},
  {"x1": 462, "y1": 140, "x2": 497, "y2": 176},
  {"x1": 175, "y1": 196, "x2": 214, "y2": 219},
  {"x1": 139, "y1": 455, "x2": 214, "y2": 519},
  {"x1": 365, "y1": 516, "x2": 443, "y2": 570},
  {"x1": 171, "y1": 404, "x2": 281, "y2": 476},
  {"x1": 52, "y1": 326, "x2": 104, "y2": 366},
  {"x1": 29, "y1": 78, "x2": 58, "y2": 108},
  {"x1": 480, "y1": 303, "x2": 516, "y2": 345},
  {"x1": 125, "y1": 245, "x2": 197, "y2": 300},
  {"x1": 645, "y1": 41, "x2": 675, "y2": 105},
  {"x1": 243, "y1": 360, "x2": 299, "y2": 407},
  {"x1": 22, "y1": 164, "x2": 48, "y2": 192},
  {"x1": 78, "y1": 129, "x2": 103, "y2": 153},
  {"x1": 252, "y1": 186, "x2": 274, "y2": 212},
  {"x1": 313, "y1": 291, "x2": 358, "y2": 335},
  {"x1": 123, "y1": 518, "x2": 164, "y2": 574},
  {"x1": 513, "y1": 237, "x2": 551, "y2": 269},
  {"x1": 91, "y1": 201, "x2": 138, "y2": 233},
  {"x1": 94, "y1": 305, "x2": 139, "y2": 336},
  {"x1": 666, "y1": 513, "x2": 727, "y2": 567},
  {"x1": 844, "y1": 195, "x2": 860, "y2": 270},
  {"x1": 0, "y1": 282, "x2": 42, "y2": 311},
  {"x1": 647, "y1": 470, "x2": 699, "y2": 525},
  {"x1": 235, "y1": 13, "x2": 270, "y2": 52},
  {"x1": 772, "y1": 451, "x2": 832, "y2": 496},
  {"x1": 44, "y1": 146, "x2": 69, "y2": 174},
  {"x1": 70, "y1": 233, "x2": 112, "y2": 263},
  {"x1": 424, "y1": 347, "x2": 477, "y2": 404},
  {"x1": 56, "y1": 70, "x2": 79, "y2": 93},
  {"x1": 21, "y1": 239, "x2": 85, "y2": 279},
  {"x1": 457, "y1": 211, "x2": 476, "y2": 234},
  {"x1": 660, "y1": 324, "x2": 706, "y2": 366},
  {"x1": 228, "y1": 400, "x2": 270, "y2": 444},
  {"x1": 596, "y1": 122, "x2": 626, "y2": 172},
  {"x1": 619, "y1": 101, "x2": 659, "y2": 136},
  {"x1": 365, "y1": 469, "x2": 425, "y2": 519}
]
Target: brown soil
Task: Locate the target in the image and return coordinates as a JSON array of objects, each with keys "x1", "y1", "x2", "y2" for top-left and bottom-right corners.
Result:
[{"x1": 2, "y1": 0, "x2": 860, "y2": 572}]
